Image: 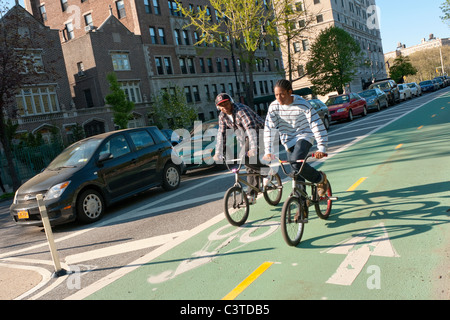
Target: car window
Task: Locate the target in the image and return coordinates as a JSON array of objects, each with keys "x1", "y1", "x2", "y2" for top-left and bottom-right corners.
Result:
[
  {"x1": 148, "y1": 127, "x2": 168, "y2": 144},
  {"x1": 129, "y1": 130, "x2": 155, "y2": 150},
  {"x1": 100, "y1": 135, "x2": 130, "y2": 159},
  {"x1": 326, "y1": 95, "x2": 348, "y2": 105}
]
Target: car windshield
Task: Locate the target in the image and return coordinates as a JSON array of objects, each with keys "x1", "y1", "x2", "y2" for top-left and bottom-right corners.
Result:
[
  {"x1": 372, "y1": 82, "x2": 389, "y2": 90},
  {"x1": 358, "y1": 90, "x2": 376, "y2": 97},
  {"x1": 326, "y1": 95, "x2": 349, "y2": 106},
  {"x1": 47, "y1": 138, "x2": 102, "y2": 170},
  {"x1": 420, "y1": 81, "x2": 432, "y2": 85},
  {"x1": 398, "y1": 84, "x2": 405, "y2": 89},
  {"x1": 407, "y1": 83, "x2": 415, "y2": 88}
]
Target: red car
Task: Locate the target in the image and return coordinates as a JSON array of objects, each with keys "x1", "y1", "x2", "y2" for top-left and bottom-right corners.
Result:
[{"x1": 325, "y1": 93, "x2": 367, "y2": 122}]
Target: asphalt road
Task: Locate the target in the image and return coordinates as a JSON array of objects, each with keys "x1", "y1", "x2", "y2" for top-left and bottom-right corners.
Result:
[{"x1": 0, "y1": 88, "x2": 448, "y2": 301}]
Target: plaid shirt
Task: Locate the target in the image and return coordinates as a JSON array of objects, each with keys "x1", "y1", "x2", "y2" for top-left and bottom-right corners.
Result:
[{"x1": 216, "y1": 103, "x2": 264, "y2": 158}]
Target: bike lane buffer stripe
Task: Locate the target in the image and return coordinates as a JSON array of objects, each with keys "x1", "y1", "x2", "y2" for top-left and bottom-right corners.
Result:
[
  {"x1": 346, "y1": 177, "x2": 368, "y2": 192},
  {"x1": 222, "y1": 262, "x2": 274, "y2": 300}
]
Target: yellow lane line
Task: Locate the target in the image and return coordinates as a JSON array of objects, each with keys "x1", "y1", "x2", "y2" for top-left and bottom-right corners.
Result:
[
  {"x1": 347, "y1": 177, "x2": 367, "y2": 192},
  {"x1": 417, "y1": 125, "x2": 423, "y2": 130},
  {"x1": 222, "y1": 262, "x2": 274, "y2": 300},
  {"x1": 395, "y1": 144, "x2": 403, "y2": 149}
]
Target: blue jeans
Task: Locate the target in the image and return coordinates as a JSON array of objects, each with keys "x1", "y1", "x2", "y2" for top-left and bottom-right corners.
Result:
[{"x1": 287, "y1": 140, "x2": 322, "y2": 184}]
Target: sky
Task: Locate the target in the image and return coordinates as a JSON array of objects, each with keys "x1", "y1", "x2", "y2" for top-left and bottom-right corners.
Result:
[{"x1": 2, "y1": 0, "x2": 449, "y2": 54}]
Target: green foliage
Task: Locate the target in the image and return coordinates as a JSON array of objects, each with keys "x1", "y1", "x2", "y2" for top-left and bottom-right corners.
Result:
[
  {"x1": 388, "y1": 56, "x2": 418, "y2": 83},
  {"x1": 440, "y1": 0, "x2": 450, "y2": 25},
  {"x1": 105, "y1": 72, "x2": 135, "y2": 129},
  {"x1": 152, "y1": 85, "x2": 198, "y2": 130},
  {"x1": 305, "y1": 26, "x2": 362, "y2": 95}
]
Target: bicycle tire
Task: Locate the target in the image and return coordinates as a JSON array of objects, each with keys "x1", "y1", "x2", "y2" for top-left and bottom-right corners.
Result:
[
  {"x1": 224, "y1": 186, "x2": 249, "y2": 226},
  {"x1": 281, "y1": 196, "x2": 305, "y2": 246},
  {"x1": 315, "y1": 182, "x2": 332, "y2": 220},
  {"x1": 263, "y1": 173, "x2": 283, "y2": 206}
]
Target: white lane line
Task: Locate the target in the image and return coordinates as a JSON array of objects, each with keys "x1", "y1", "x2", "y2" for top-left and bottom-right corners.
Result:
[{"x1": 64, "y1": 230, "x2": 188, "y2": 265}]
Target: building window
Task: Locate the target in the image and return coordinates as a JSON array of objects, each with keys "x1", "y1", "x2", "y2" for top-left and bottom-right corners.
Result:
[
  {"x1": 216, "y1": 58, "x2": 222, "y2": 72},
  {"x1": 155, "y1": 57, "x2": 164, "y2": 74},
  {"x1": 158, "y1": 28, "x2": 166, "y2": 44},
  {"x1": 65, "y1": 22, "x2": 75, "y2": 40},
  {"x1": 168, "y1": 1, "x2": 180, "y2": 16},
  {"x1": 60, "y1": 0, "x2": 68, "y2": 12},
  {"x1": 316, "y1": 14, "x2": 323, "y2": 23},
  {"x1": 187, "y1": 58, "x2": 195, "y2": 73},
  {"x1": 179, "y1": 58, "x2": 187, "y2": 74},
  {"x1": 18, "y1": 50, "x2": 44, "y2": 74},
  {"x1": 199, "y1": 58, "x2": 206, "y2": 73},
  {"x1": 224, "y1": 58, "x2": 230, "y2": 72},
  {"x1": 193, "y1": 86, "x2": 200, "y2": 102},
  {"x1": 153, "y1": 0, "x2": 161, "y2": 15},
  {"x1": 111, "y1": 52, "x2": 131, "y2": 71},
  {"x1": 39, "y1": 5, "x2": 47, "y2": 21},
  {"x1": 120, "y1": 81, "x2": 142, "y2": 103},
  {"x1": 207, "y1": 58, "x2": 213, "y2": 73},
  {"x1": 164, "y1": 57, "x2": 173, "y2": 74},
  {"x1": 174, "y1": 29, "x2": 181, "y2": 45},
  {"x1": 184, "y1": 86, "x2": 193, "y2": 103},
  {"x1": 149, "y1": 27, "x2": 157, "y2": 44},
  {"x1": 293, "y1": 42, "x2": 301, "y2": 53},
  {"x1": 84, "y1": 13, "x2": 93, "y2": 28},
  {"x1": 84, "y1": 89, "x2": 94, "y2": 108},
  {"x1": 144, "y1": 0, "x2": 152, "y2": 14},
  {"x1": 116, "y1": 0, "x2": 126, "y2": 19},
  {"x1": 15, "y1": 86, "x2": 60, "y2": 116},
  {"x1": 182, "y1": 30, "x2": 190, "y2": 45},
  {"x1": 302, "y1": 39, "x2": 310, "y2": 51}
]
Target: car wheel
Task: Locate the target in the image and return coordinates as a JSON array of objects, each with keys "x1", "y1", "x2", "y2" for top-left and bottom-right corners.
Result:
[
  {"x1": 347, "y1": 110, "x2": 353, "y2": 121},
  {"x1": 162, "y1": 163, "x2": 181, "y2": 191},
  {"x1": 323, "y1": 116, "x2": 330, "y2": 130},
  {"x1": 76, "y1": 189, "x2": 104, "y2": 223}
]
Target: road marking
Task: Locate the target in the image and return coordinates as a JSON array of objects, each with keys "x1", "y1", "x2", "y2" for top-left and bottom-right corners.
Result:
[
  {"x1": 323, "y1": 223, "x2": 399, "y2": 286},
  {"x1": 431, "y1": 114, "x2": 436, "y2": 118},
  {"x1": 346, "y1": 177, "x2": 367, "y2": 192},
  {"x1": 65, "y1": 231, "x2": 188, "y2": 265},
  {"x1": 222, "y1": 262, "x2": 274, "y2": 300},
  {"x1": 417, "y1": 125, "x2": 423, "y2": 130},
  {"x1": 395, "y1": 144, "x2": 403, "y2": 149}
]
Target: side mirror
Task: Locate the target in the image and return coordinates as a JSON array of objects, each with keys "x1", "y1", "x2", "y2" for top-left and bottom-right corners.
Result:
[{"x1": 97, "y1": 152, "x2": 112, "y2": 166}]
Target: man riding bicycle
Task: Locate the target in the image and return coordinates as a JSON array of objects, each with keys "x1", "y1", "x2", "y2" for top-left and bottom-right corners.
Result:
[
  {"x1": 263, "y1": 79, "x2": 329, "y2": 197},
  {"x1": 213, "y1": 93, "x2": 267, "y2": 204}
]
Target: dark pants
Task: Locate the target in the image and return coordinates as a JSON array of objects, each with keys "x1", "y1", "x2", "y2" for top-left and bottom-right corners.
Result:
[
  {"x1": 287, "y1": 140, "x2": 322, "y2": 184},
  {"x1": 243, "y1": 138, "x2": 268, "y2": 196}
]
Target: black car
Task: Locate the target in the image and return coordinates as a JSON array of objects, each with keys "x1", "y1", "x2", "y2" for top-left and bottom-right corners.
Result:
[
  {"x1": 368, "y1": 80, "x2": 400, "y2": 105},
  {"x1": 419, "y1": 80, "x2": 436, "y2": 93},
  {"x1": 10, "y1": 127, "x2": 184, "y2": 226}
]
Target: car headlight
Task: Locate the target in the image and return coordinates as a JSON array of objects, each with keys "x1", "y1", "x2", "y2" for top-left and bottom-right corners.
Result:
[
  {"x1": 45, "y1": 181, "x2": 71, "y2": 200},
  {"x1": 337, "y1": 108, "x2": 347, "y2": 113}
]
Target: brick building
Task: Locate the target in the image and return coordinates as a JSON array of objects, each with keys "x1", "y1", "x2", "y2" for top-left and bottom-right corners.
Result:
[{"x1": 22, "y1": 0, "x2": 285, "y2": 133}]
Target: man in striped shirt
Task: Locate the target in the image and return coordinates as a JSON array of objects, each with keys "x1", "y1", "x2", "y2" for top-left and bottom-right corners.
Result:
[
  {"x1": 213, "y1": 93, "x2": 266, "y2": 204},
  {"x1": 263, "y1": 80, "x2": 329, "y2": 197}
]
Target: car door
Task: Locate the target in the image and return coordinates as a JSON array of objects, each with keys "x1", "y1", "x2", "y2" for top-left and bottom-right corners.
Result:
[
  {"x1": 127, "y1": 129, "x2": 161, "y2": 188},
  {"x1": 96, "y1": 134, "x2": 138, "y2": 198}
]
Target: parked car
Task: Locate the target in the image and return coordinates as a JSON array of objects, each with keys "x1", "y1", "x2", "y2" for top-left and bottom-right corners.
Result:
[
  {"x1": 397, "y1": 84, "x2": 412, "y2": 100},
  {"x1": 325, "y1": 93, "x2": 367, "y2": 122},
  {"x1": 10, "y1": 127, "x2": 184, "y2": 226},
  {"x1": 308, "y1": 98, "x2": 331, "y2": 130},
  {"x1": 433, "y1": 77, "x2": 445, "y2": 88},
  {"x1": 161, "y1": 129, "x2": 183, "y2": 146},
  {"x1": 173, "y1": 120, "x2": 239, "y2": 171},
  {"x1": 419, "y1": 80, "x2": 436, "y2": 93},
  {"x1": 431, "y1": 79, "x2": 440, "y2": 90},
  {"x1": 369, "y1": 79, "x2": 400, "y2": 105},
  {"x1": 406, "y1": 82, "x2": 422, "y2": 97},
  {"x1": 357, "y1": 88, "x2": 388, "y2": 112}
]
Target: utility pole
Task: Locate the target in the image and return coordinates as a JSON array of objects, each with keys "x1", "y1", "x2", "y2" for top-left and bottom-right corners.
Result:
[{"x1": 440, "y1": 47, "x2": 445, "y2": 75}]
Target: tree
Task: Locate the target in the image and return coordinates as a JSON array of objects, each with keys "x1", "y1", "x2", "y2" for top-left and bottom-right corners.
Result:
[
  {"x1": 388, "y1": 56, "x2": 418, "y2": 84},
  {"x1": 105, "y1": 72, "x2": 135, "y2": 130},
  {"x1": 152, "y1": 85, "x2": 197, "y2": 130},
  {"x1": 271, "y1": 0, "x2": 316, "y2": 82},
  {"x1": 305, "y1": 26, "x2": 362, "y2": 95},
  {"x1": 176, "y1": 0, "x2": 278, "y2": 107},
  {"x1": 440, "y1": 0, "x2": 450, "y2": 25}
]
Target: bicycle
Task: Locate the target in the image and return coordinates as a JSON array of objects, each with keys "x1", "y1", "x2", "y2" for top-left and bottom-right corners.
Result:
[
  {"x1": 276, "y1": 153, "x2": 337, "y2": 246},
  {"x1": 223, "y1": 155, "x2": 283, "y2": 226}
]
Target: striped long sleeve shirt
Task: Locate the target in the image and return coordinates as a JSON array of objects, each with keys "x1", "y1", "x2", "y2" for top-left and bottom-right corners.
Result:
[
  {"x1": 216, "y1": 103, "x2": 264, "y2": 158},
  {"x1": 264, "y1": 95, "x2": 328, "y2": 155}
]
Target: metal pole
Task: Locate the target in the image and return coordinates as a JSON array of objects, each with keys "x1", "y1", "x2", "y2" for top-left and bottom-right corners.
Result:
[
  {"x1": 440, "y1": 47, "x2": 445, "y2": 76},
  {"x1": 36, "y1": 194, "x2": 66, "y2": 278}
]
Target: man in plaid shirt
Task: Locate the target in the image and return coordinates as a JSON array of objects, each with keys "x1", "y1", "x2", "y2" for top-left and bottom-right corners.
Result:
[{"x1": 213, "y1": 93, "x2": 266, "y2": 204}]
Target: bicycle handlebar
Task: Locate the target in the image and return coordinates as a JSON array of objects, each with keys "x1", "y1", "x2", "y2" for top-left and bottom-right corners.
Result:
[{"x1": 275, "y1": 153, "x2": 327, "y2": 177}]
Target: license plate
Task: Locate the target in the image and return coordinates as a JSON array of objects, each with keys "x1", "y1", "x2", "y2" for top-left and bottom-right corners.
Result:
[{"x1": 17, "y1": 210, "x2": 29, "y2": 219}]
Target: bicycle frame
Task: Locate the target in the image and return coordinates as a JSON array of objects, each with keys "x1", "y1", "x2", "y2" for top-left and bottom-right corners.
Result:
[{"x1": 225, "y1": 155, "x2": 268, "y2": 195}]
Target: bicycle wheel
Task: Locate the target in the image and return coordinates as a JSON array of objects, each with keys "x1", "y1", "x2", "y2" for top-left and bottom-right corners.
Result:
[
  {"x1": 224, "y1": 186, "x2": 249, "y2": 226},
  {"x1": 281, "y1": 196, "x2": 305, "y2": 246},
  {"x1": 315, "y1": 182, "x2": 332, "y2": 220},
  {"x1": 263, "y1": 173, "x2": 283, "y2": 206}
]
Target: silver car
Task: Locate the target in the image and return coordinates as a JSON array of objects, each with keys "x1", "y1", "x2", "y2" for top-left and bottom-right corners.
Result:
[
  {"x1": 308, "y1": 98, "x2": 331, "y2": 130},
  {"x1": 357, "y1": 88, "x2": 389, "y2": 112}
]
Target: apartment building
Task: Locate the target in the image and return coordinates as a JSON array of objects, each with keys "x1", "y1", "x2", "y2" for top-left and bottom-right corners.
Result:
[
  {"x1": 23, "y1": 0, "x2": 285, "y2": 128},
  {"x1": 283, "y1": 0, "x2": 387, "y2": 95},
  {"x1": 1, "y1": 5, "x2": 74, "y2": 143},
  {"x1": 384, "y1": 35, "x2": 450, "y2": 61}
]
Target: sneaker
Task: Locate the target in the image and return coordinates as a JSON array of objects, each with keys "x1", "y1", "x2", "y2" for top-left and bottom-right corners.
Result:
[
  {"x1": 317, "y1": 171, "x2": 328, "y2": 197},
  {"x1": 247, "y1": 193, "x2": 257, "y2": 205}
]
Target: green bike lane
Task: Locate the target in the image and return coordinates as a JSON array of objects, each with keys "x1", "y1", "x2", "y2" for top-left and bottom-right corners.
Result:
[{"x1": 83, "y1": 93, "x2": 449, "y2": 300}]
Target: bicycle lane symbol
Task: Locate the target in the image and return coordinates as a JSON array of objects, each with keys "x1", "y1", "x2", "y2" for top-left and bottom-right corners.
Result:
[{"x1": 147, "y1": 220, "x2": 279, "y2": 284}]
